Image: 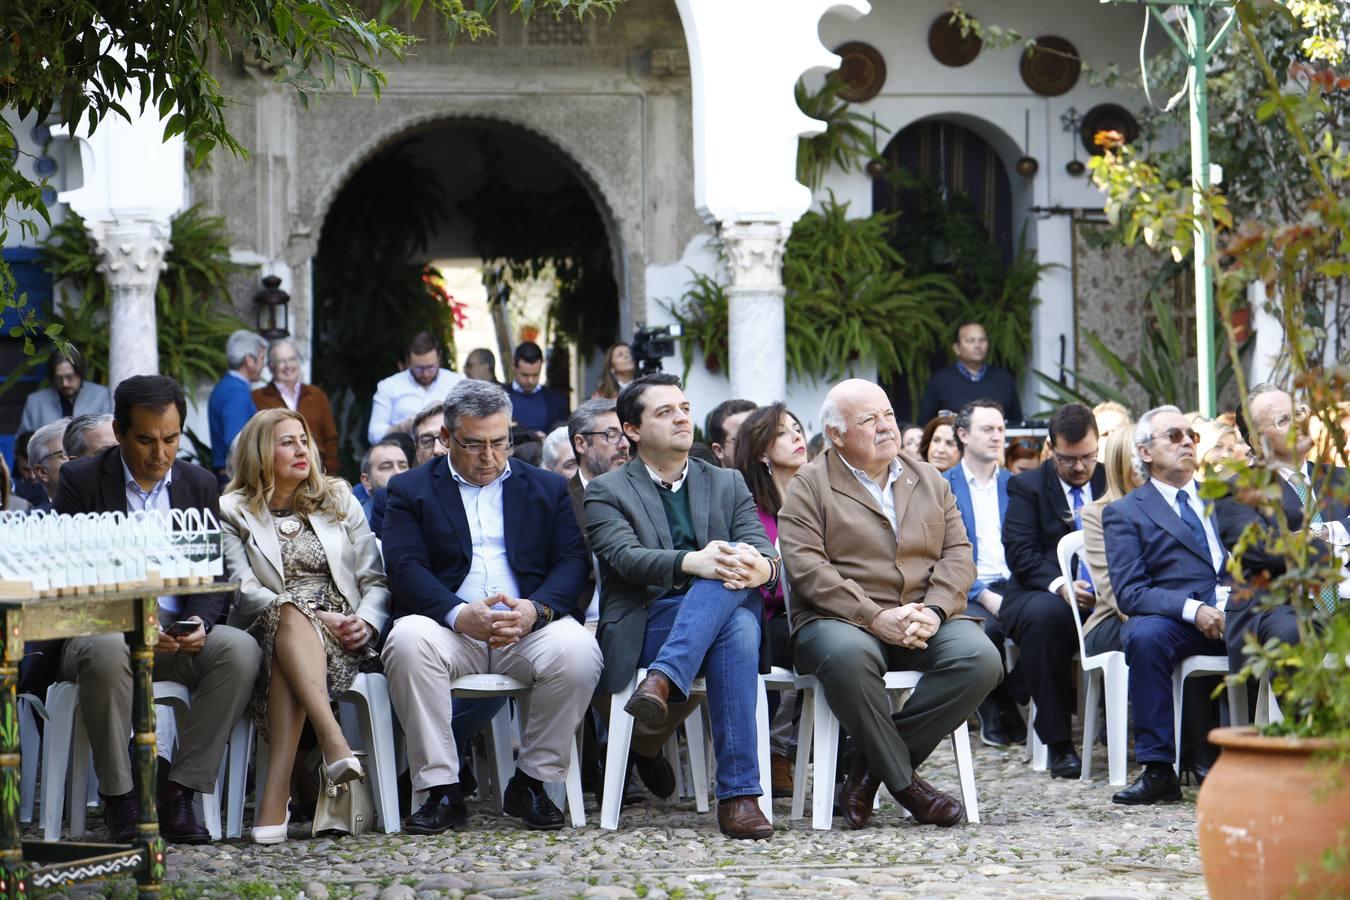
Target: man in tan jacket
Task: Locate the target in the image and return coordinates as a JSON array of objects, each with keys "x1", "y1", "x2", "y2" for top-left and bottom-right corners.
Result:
[{"x1": 780, "y1": 379, "x2": 1002, "y2": 829}]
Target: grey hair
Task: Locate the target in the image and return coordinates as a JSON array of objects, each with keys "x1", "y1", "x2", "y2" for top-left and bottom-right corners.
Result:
[
  {"x1": 266, "y1": 338, "x2": 299, "y2": 368},
  {"x1": 412, "y1": 401, "x2": 444, "y2": 433},
  {"x1": 819, "y1": 396, "x2": 847, "y2": 442},
  {"x1": 1131, "y1": 404, "x2": 1183, "y2": 480},
  {"x1": 226, "y1": 329, "x2": 266, "y2": 368},
  {"x1": 30, "y1": 417, "x2": 72, "y2": 462},
  {"x1": 442, "y1": 379, "x2": 513, "y2": 433},
  {"x1": 541, "y1": 426, "x2": 572, "y2": 471},
  {"x1": 63, "y1": 413, "x2": 114, "y2": 460},
  {"x1": 567, "y1": 398, "x2": 617, "y2": 451},
  {"x1": 1246, "y1": 382, "x2": 1286, "y2": 407}
]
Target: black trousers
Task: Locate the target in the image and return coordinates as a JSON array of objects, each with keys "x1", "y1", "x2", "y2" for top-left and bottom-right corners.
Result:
[{"x1": 1000, "y1": 587, "x2": 1080, "y2": 745}]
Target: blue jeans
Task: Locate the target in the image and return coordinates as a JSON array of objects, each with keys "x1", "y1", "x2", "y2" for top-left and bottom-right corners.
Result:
[{"x1": 639, "y1": 579, "x2": 762, "y2": 800}]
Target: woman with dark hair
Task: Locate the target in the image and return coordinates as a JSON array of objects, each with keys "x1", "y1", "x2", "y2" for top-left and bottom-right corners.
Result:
[
  {"x1": 592, "y1": 342, "x2": 637, "y2": 400},
  {"x1": 732, "y1": 402, "x2": 807, "y2": 796},
  {"x1": 920, "y1": 415, "x2": 962, "y2": 472}
]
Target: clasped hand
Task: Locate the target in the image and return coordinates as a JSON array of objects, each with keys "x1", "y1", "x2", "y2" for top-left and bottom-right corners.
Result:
[
  {"x1": 454, "y1": 594, "x2": 538, "y2": 648},
  {"x1": 683, "y1": 541, "x2": 771, "y2": 590},
  {"x1": 868, "y1": 603, "x2": 941, "y2": 650},
  {"x1": 317, "y1": 610, "x2": 374, "y2": 652},
  {"x1": 1194, "y1": 605, "x2": 1225, "y2": 640},
  {"x1": 155, "y1": 617, "x2": 206, "y2": 655}
]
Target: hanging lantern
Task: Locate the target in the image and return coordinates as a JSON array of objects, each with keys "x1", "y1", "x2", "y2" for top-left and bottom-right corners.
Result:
[{"x1": 254, "y1": 275, "x2": 290, "y2": 340}]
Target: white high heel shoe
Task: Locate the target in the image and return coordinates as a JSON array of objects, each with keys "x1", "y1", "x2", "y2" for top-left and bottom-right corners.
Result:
[
  {"x1": 251, "y1": 808, "x2": 291, "y2": 845},
  {"x1": 325, "y1": 755, "x2": 365, "y2": 786}
]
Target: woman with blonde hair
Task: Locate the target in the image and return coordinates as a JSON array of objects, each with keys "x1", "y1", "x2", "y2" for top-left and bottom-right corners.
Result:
[
  {"x1": 1079, "y1": 425, "x2": 1140, "y2": 658},
  {"x1": 592, "y1": 342, "x2": 637, "y2": 399},
  {"x1": 221, "y1": 408, "x2": 389, "y2": 843}
]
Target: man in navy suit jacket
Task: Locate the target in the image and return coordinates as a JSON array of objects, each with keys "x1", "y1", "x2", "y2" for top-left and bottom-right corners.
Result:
[
  {"x1": 1104, "y1": 405, "x2": 1230, "y2": 805},
  {"x1": 943, "y1": 399, "x2": 1026, "y2": 748},
  {"x1": 207, "y1": 330, "x2": 266, "y2": 474},
  {"x1": 380, "y1": 380, "x2": 602, "y2": 834}
]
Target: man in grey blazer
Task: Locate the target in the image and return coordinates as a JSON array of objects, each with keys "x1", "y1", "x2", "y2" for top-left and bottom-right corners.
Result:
[
  {"x1": 585, "y1": 373, "x2": 780, "y2": 840},
  {"x1": 19, "y1": 350, "x2": 113, "y2": 434}
]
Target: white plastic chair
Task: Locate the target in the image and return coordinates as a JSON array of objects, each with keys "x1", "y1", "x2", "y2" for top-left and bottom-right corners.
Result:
[
  {"x1": 1001, "y1": 640, "x2": 1048, "y2": 772},
  {"x1": 19, "y1": 693, "x2": 42, "y2": 824},
  {"x1": 333, "y1": 672, "x2": 403, "y2": 832},
  {"x1": 1227, "y1": 670, "x2": 1283, "y2": 727},
  {"x1": 446, "y1": 672, "x2": 585, "y2": 828},
  {"x1": 1172, "y1": 654, "x2": 1243, "y2": 776},
  {"x1": 600, "y1": 668, "x2": 772, "y2": 830},
  {"x1": 1056, "y1": 532, "x2": 1131, "y2": 786}
]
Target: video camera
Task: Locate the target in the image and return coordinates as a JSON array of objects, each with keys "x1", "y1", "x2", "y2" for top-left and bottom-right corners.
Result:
[{"x1": 630, "y1": 323, "x2": 683, "y2": 374}]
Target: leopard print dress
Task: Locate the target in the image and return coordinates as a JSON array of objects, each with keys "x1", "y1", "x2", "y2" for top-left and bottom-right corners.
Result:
[{"x1": 245, "y1": 510, "x2": 380, "y2": 740}]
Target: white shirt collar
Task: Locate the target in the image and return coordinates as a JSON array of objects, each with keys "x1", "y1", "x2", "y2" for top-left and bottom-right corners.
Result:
[
  {"x1": 840, "y1": 453, "x2": 902, "y2": 491},
  {"x1": 1150, "y1": 477, "x2": 1198, "y2": 507},
  {"x1": 512, "y1": 380, "x2": 541, "y2": 395},
  {"x1": 961, "y1": 459, "x2": 999, "y2": 489},
  {"x1": 449, "y1": 459, "x2": 512, "y2": 490},
  {"x1": 645, "y1": 459, "x2": 689, "y2": 493},
  {"x1": 122, "y1": 456, "x2": 173, "y2": 493}
]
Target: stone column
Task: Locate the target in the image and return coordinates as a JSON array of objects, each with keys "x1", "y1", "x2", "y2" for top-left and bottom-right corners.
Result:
[
  {"x1": 91, "y1": 218, "x2": 171, "y2": 389},
  {"x1": 722, "y1": 220, "x2": 790, "y2": 403}
]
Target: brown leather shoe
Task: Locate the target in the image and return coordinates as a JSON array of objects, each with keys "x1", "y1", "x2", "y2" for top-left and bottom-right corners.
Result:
[
  {"x1": 837, "y1": 753, "x2": 882, "y2": 830},
  {"x1": 624, "y1": 671, "x2": 671, "y2": 727},
  {"x1": 770, "y1": 753, "x2": 794, "y2": 798},
  {"x1": 717, "y1": 796, "x2": 773, "y2": 840},
  {"x1": 891, "y1": 772, "x2": 963, "y2": 827}
]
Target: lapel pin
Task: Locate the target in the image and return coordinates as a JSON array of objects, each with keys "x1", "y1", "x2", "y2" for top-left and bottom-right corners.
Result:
[{"x1": 906, "y1": 478, "x2": 915, "y2": 486}]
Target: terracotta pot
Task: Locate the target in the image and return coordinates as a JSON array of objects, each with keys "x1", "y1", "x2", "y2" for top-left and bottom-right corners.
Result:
[{"x1": 1197, "y1": 727, "x2": 1350, "y2": 900}]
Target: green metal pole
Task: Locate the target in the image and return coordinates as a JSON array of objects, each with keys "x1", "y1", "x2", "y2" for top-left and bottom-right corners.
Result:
[{"x1": 1187, "y1": 6, "x2": 1218, "y2": 417}]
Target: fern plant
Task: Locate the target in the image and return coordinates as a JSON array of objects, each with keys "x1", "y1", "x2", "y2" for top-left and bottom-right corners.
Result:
[
  {"x1": 795, "y1": 80, "x2": 887, "y2": 191},
  {"x1": 30, "y1": 206, "x2": 244, "y2": 390}
]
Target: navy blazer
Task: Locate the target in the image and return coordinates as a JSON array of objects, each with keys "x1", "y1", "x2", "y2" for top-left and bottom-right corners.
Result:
[
  {"x1": 944, "y1": 464, "x2": 1011, "y2": 602},
  {"x1": 208, "y1": 374, "x2": 257, "y2": 470},
  {"x1": 381, "y1": 456, "x2": 589, "y2": 629},
  {"x1": 1102, "y1": 480, "x2": 1228, "y2": 622},
  {"x1": 1003, "y1": 458, "x2": 1106, "y2": 595}
]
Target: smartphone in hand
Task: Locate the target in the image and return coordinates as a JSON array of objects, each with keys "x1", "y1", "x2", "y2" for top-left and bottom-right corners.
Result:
[{"x1": 165, "y1": 620, "x2": 200, "y2": 637}]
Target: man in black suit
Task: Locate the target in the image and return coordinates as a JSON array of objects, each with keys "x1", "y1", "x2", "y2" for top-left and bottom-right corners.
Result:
[
  {"x1": 999, "y1": 403, "x2": 1105, "y2": 778},
  {"x1": 53, "y1": 375, "x2": 261, "y2": 844},
  {"x1": 380, "y1": 379, "x2": 602, "y2": 833},
  {"x1": 1220, "y1": 385, "x2": 1350, "y2": 671}
]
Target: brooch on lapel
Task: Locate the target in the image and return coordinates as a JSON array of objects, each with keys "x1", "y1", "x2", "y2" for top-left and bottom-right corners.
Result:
[{"x1": 278, "y1": 517, "x2": 302, "y2": 537}]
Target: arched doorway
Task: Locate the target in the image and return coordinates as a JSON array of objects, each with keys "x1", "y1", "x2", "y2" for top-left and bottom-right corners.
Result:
[
  {"x1": 872, "y1": 117, "x2": 1034, "y2": 421},
  {"x1": 311, "y1": 118, "x2": 623, "y2": 474}
]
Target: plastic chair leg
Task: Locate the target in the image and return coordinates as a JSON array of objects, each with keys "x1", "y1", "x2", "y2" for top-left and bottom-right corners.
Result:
[
  {"x1": 811, "y1": 692, "x2": 839, "y2": 831},
  {"x1": 1104, "y1": 660, "x2": 1130, "y2": 787},
  {"x1": 352, "y1": 675, "x2": 403, "y2": 834},
  {"x1": 951, "y1": 720, "x2": 979, "y2": 824},
  {"x1": 564, "y1": 731, "x2": 586, "y2": 828},
  {"x1": 40, "y1": 682, "x2": 79, "y2": 841},
  {"x1": 225, "y1": 718, "x2": 254, "y2": 839},
  {"x1": 790, "y1": 688, "x2": 814, "y2": 821},
  {"x1": 755, "y1": 677, "x2": 772, "y2": 824},
  {"x1": 665, "y1": 733, "x2": 686, "y2": 799},
  {"x1": 487, "y1": 703, "x2": 515, "y2": 813},
  {"x1": 1171, "y1": 669, "x2": 1186, "y2": 776},
  {"x1": 684, "y1": 704, "x2": 710, "y2": 813},
  {"x1": 19, "y1": 698, "x2": 39, "y2": 824},
  {"x1": 1027, "y1": 699, "x2": 1047, "y2": 772},
  {"x1": 600, "y1": 679, "x2": 637, "y2": 830},
  {"x1": 68, "y1": 714, "x2": 92, "y2": 838},
  {"x1": 1080, "y1": 671, "x2": 1102, "y2": 782}
]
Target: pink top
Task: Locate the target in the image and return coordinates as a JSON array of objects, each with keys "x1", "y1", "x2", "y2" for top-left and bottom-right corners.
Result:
[{"x1": 756, "y1": 507, "x2": 784, "y2": 618}]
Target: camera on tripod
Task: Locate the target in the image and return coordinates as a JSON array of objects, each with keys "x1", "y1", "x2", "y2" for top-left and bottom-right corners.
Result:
[{"x1": 631, "y1": 323, "x2": 683, "y2": 374}]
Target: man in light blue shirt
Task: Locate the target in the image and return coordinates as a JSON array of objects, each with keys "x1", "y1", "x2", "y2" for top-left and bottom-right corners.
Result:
[{"x1": 367, "y1": 331, "x2": 464, "y2": 444}]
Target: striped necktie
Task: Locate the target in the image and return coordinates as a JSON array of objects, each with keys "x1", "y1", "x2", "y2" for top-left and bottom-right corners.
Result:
[{"x1": 1292, "y1": 473, "x2": 1339, "y2": 614}]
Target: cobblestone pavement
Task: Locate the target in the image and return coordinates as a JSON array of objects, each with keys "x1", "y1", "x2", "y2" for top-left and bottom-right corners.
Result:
[{"x1": 47, "y1": 738, "x2": 1207, "y2": 899}]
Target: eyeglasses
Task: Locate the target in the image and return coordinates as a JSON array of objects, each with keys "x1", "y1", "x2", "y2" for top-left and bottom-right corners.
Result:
[
  {"x1": 416, "y1": 433, "x2": 443, "y2": 450},
  {"x1": 581, "y1": 429, "x2": 625, "y2": 445},
  {"x1": 446, "y1": 432, "x2": 512, "y2": 454},
  {"x1": 271, "y1": 356, "x2": 299, "y2": 367},
  {"x1": 409, "y1": 364, "x2": 440, "y2": 376},
  {"x1": 1264, "y1": 405, "x2": 1310, "y2": 432},
  {"x1": 1151, "y1": 428, "x2": 1200, "y2": 446},
  {"x1": 37, "y1": 449, "x2": 68, "y2": 465},
  {"x1": 1051, "y1": 450, "x2": 1097, "y2": 467}
]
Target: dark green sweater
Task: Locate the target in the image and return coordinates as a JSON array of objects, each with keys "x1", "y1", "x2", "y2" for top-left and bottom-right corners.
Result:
[{"x1": 658, "y1": 483, "x2": 698, "y2": 582}]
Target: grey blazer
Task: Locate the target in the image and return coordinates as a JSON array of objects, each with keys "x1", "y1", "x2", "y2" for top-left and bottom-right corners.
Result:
[
  {"x1": 220, "y1": 491, "x2": 391, "y2": 638},
  {"x1": 584, "y1": 456, "x2": 777, "y2": 694},
  {"x1": 19, "y1": 382, "x2": 113, "y2": 434}
]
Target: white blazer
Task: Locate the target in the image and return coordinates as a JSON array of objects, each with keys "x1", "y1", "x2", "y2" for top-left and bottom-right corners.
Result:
[{"x1": 220, "y1": 491, "x2": 390, "y2": 637}]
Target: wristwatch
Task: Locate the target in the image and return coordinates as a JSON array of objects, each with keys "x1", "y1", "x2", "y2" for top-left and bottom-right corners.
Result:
[
  {"x1": 1309, "y1": 523, "x2": 1328, "y2": 542},
  {"x1": 531, "y1": 601, "x2": 555, "y2": 632}
]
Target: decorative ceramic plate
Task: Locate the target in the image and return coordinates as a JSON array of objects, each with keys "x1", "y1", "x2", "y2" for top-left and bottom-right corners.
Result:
[
  {"x1": 1080, "y1": 103, "x2": 1140, "y2": 155},
  {"x1": 832, "y1": 41, "x2": 887, "y2": 103},
  {"x1": 1020, "y1": 35, "x2": 1081, "y2": 97},
  {"x1": 928, "y1": 13, "x2": 982, "y2": 68}
]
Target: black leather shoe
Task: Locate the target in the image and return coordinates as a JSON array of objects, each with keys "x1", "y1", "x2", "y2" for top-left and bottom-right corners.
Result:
[
  {"x1": 1113, "y1": 763, "x2": 1183, "y2": 805},
  {"x1": 976, "y1": 697, "x2": 1012, "y2": 748},
  {"x1": 101, "y1": 790, "x2": 140, "y2": 844},
  {"x1": 1047, "y1": 742, "x2": 1082, "y2": 779},
  {"x1": 996, "y1": 693, "x2": 1028, "y2": 745},
  {"x1": 1180, "y1": 750, "x2": 1217, "y2": 787},
  {"x1": 158, "y1": 779, "x2": 211, "y2": 844},
  {"x1": 502, "y1": 773, "x2": 565, "y2": 831},
  {"x1": 404, "y1": 784, "x2": 468, "y2": 834},
  {"x1": 630, "y1": 750, "x2": 676, "y2": 799}
]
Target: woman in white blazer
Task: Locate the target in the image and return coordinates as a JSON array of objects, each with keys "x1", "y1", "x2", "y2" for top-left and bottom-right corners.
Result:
[{"x1": 221, "y1": 408, "x2": 389, "y2": 844}]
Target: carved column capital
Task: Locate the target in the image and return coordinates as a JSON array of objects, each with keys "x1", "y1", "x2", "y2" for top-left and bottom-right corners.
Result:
[
  {"x1": 720, "y1": 220, "x2": 790, "y2": 291},
  {"x1": 720, "y1": 219, "x2": 791, "y2": 403},
  {"x1": 91, "y1": 219, "x2": 172, "y2": 292}
]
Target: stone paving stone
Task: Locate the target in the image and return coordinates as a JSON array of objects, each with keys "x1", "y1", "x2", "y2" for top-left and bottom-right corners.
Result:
[{"x1": 35, "y1": 740, "x2": 1209, "y2": 898}]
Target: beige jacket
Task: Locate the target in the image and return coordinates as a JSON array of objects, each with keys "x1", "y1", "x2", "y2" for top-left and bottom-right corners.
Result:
[
  {"x1": 220, "y1": 490, "x2": 390, "y2": 636},
  {"x1": 779, "y1": 447, "x2": 974, "y2": 635},
  {"x1": 1080, "y1": 500, "x2": 1126, "y2": 637}
]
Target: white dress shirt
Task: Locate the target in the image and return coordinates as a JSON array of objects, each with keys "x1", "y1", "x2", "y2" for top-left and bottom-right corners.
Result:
[
  {"x1": 962, "y1": 461, "x2": 1010, "y2": 584},
  {"x1": 123, "y1": 459, "x2": 180, "y2": 615},
  {"x1": 1150, "y1": 477, "x2": 1230, "y2": 622},
  {"x1": 840, "y1": 455, "x2": 903, "y2": 539},
  {"x1": 367, "y1": 368, "x2": 465, "y2": 444},
  {"x1": 445, "y1": 462, "x2": 521, "y2": 633},
  {"x1": 274, "y1": 380, "x2": 302, "y2": 411},
  {"x1": 645, "y1": 460, "x2": 689, "y2": 493}
]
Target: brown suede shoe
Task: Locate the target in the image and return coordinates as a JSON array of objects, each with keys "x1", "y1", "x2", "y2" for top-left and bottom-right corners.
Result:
[
  {"x1": 891, "y1": 772, "x2": 963, "y2": 827},
  {"x1": 717, "y1": 796, "x2": 773, "y2": 840},
  {"x1": 624, "y1": 671, "x2": 671, "y2": 727},
  {"x1": 770, "y1": 753, "x2": 794, "y2": 798},
  {"x1": 837, "y1": 753, "x2": 882, "y2": 830}
]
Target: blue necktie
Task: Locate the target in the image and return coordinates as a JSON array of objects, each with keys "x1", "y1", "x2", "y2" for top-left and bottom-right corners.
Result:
[
  {"x1": 1070, "y1": 486, "x2": 1094, "y2": 588},
  {"x1": 1175, "y1": 488, "x2": 1214, "y2": 572}
]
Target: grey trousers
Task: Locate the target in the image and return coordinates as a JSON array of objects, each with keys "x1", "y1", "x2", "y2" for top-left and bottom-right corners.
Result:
[
  {"x1": 382, "y1": 614, "x2": 603, "y2": 791},
  {"x1": 793, "y1": 617, "x2": 1002, "y2": 793},
  {"x1": 58, "y1": 623, "x2": 262, "y2": 796}
]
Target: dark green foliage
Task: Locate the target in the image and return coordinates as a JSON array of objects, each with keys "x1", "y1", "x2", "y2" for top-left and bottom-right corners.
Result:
[
  {"x1": 795, "y1": 80, "x2": 886, "y2": 191},
  {"x1": 22, "y1": 207, "x2": 245, "y2": 392}
]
